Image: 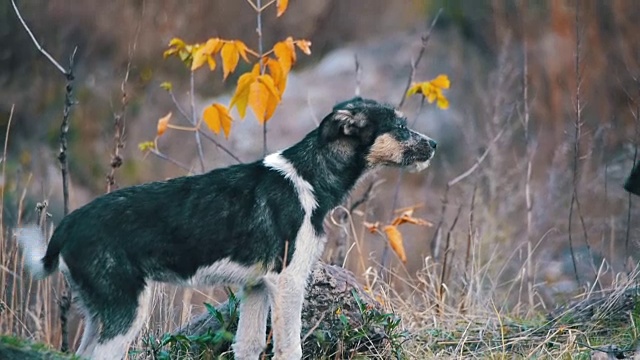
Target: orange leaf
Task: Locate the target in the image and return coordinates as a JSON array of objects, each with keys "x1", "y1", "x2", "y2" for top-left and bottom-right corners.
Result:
[
  {"x1": 249, "y1": 80, "x2": 270, "y2": 123},
  {"x1": 230, "y1": 64, "x2": 260, "y2": 118},
  {"x1": 203, "y1": 103, "x2": 233, "y2": 138},
  {"x1": 363, "y1": 221, "x2": 381, "y2": 234},
  {"x1": 383, "y1": 225, "x2": 407, "y2": 263},
  {"x1": 207, "y1": 55, "x2": 217, "y2": 71},
  {"x1": 157, "y1": 112, "x2": 172, "y2": 137},
  {"x1": 255, "y1": 74, "x2": 280, "y2": 122},
  {"x1": 220, "y1": 41, "x2": 253, "y2": 79},
  {"x1": 295, "y1": 40, "x2": 312, "y2": 55},
  {"x1": 204, "y1": 38, "x2": 224, "y2": 55},
  {"x1": 191, "y1": 38, "x2": 222, "y2": 71},
  {"x1": 391, "y1": 211, "x2": 434, "y2": 227},
  {"x1": 265, "y1": 58, "x2": 287, "y2": 95},
  {"x1": 277, "y1": 0, "x2": 289, "y2": 17},
  {"x1": 233, "y1": 41, "x2": 253, "y2": 63},
  {"x1": 191, "y1": 50, "x2": 208, "y2": 71},
  {"x1": 221, "y1": 42, "x2": 240, "y2": 80},
  {"x1": 430, "y1": 74, "x2": 451, "y2": 89},
  {"x1": 273, "y1": 37, "x2": 296, "y2": 73},
  {"x1": 406, "y1": 83, "x2": 422, "y2": 97},
  {"x1": 257, "y1": 74, "x2": 281, "y2": 102}
]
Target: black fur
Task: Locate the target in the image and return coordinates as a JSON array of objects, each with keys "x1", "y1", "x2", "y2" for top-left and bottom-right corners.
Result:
[{"x1": 625, "y1": 162, "x2": 640, "y2": 196}]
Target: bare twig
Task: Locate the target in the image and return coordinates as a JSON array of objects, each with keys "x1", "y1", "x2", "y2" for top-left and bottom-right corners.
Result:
[
  {"x1": 168, "y1": 90, "x2": 242, "y2": 164},
  {"x1": 254, "y1": 0, "x2": 268, "y2": 156},
  {"x1": 0, "y1": 105, "x2": 14, "y2": 242},
  {"x1": 10, "y1": 0, "x2": 67, "y2": 76},
  {"x1": 626, "y1": 93, "x2": 639, "y2": 255},
  {"x1": 107, "y1": 0, "x2": 145, "y2": 192},
  {"x1": 448, "y1": 122, "x2": 509, "y2": 187},
  {"x1": 9, "y1": 9, "x2": 77, "y2": 349},
  {"x1": 149, "y1": 149, "x2": 192, "y2": 172},
  {"x1": 397, "y1": 8, "x2": 443, "y2": 108},
  {"x1": 190, "y1": 72, "x2": 206, "y2": 173},
  {"x1": 521, "y1": 0, "x2": 535, "y2": 310},
  {"x1": 354, "y1": 54, "x2": 362, "y2": 97},
  {"x1": 568, "y1": 0, "x2": 583, "y2": 285}
]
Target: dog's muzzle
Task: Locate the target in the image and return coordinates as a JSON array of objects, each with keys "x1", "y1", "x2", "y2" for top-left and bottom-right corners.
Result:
[{"x1": 407, "y1": 134, "x2": 436, "y2": 173}]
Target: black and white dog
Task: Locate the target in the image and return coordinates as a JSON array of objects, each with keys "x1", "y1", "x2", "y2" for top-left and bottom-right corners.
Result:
[{"x1": 17, "y1": 97, "x2": 437, "y2": 360}]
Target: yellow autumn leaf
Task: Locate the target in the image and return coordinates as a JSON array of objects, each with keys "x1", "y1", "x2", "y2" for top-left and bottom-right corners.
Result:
[
  {"x1": 191, "y1": 50, "x2": 209, "y2": 71},
  {"x1": 406, "y1": 83, "x2": 422, "y2": 97},
  {"x1": 273, "y1": 37, "x2": 296, "y2": 73},
  {"x1": 406, "y1": 74, "x2": 451, "y2": 110},
  {"x1": 203, "y1": 103, "x2": 233, "y2": 138},
  {"x1": 164, "y1": 38, "x2": 187, "y2": 59},
  {"x1": 191, "y1": 38, "x2": 222, "y2": 71},
  {"x1": 430, "y1": 74, "x2": 451, "y2": 89},
  {"x1": 437, "y1": 95, "x2": 449, "y2": 110},
  {"x1": 138, "y1": 141, "x2": 156, "y2": 152},
  {"x1": 265, "y1": 58, "x2": 287, "y2": 95},
  {"x1": 383, "y1": 225, "x2": 407, "y2": 263},
  {"x1": 391, "y1": 210, "x2": 434, "y2": 227},
  {"x1": 221, "y1": 42, "x2": 240, "y2": 80},
  {"x1": 230, "y1": 64, "x2": 260, "y2": 118},
  {"x1": 159, "y1": 82, "x2": 173, "y2": 91},
  {"x1": 277, "y1": 0, "x2": 289, "y2": 17},
  {"x1": 157, "y1": 112, "x2": 172, "y2": 137},
  {"x1": 249, "y1": 80, "x2": 270, "y2": 124},
  {"x1": 233, "y1": 41, "x2": 254, "y2": 63},
  {"x1": 295, "y1": 39, "x2": 312, "y2": 55},
  {"x1": 220, "y1": 41, "x2": 254, "y2": 80}
]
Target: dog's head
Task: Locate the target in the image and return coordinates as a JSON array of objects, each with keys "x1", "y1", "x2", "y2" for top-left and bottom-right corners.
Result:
[{"x1": 319, "y1": 97, "x2": 437, "y2": 172}]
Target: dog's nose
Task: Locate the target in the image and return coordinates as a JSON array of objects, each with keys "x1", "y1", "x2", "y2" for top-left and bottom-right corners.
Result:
[{"x1": 428, "y1": 139, "x2": 437, "y2": 150}]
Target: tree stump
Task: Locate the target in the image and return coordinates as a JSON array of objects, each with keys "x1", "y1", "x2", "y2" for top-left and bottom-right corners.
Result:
[{"x1": 175, "y1": 262, "x2": 395, "y2": 359}]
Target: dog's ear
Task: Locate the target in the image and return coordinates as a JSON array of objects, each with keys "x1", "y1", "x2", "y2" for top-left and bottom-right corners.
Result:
[
  {"x1": 319, "y1": 107, "x2": 369, "y2": 142},
  {"x1": 332, "y1": 96, "x2": 364, "y2": 111},
  {"x1": 625, "y1": 162, "x2": 640, "y2": 196}
]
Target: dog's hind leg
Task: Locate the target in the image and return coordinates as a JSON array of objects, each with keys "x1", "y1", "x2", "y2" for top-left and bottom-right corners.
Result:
[
  {"x1": 75, "y1": 308, "x2": 99, "y2": 357},
  {"x1": 232, "y1": 280, "x2": 272, "y2": 360},
  {"x1": 89, "y1": 286, "x2": 151, "y2": 360}
]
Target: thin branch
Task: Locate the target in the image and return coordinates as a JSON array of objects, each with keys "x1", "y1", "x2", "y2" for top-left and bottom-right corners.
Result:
[
  {"x1": 354, "y1": 54, "x2": 362, "y2": 97},
  {"x1": 11, "y1": 0, "x2": 67, "y2": 75},
  {"x1": 568, "y1": 0, "x2": 582, "y2": 285},
  {"x1": 397, "y1": 8, "x2": 443, "y2": 108},
  {"x1": 0, "y1": 105, "x2": 15, "y2": 240},
  {"x1": 255, "y1": 0, "x2": 268, "y2": 156},
  {"x1": 107, "y1": 0, "x2": 144, "y2": 192},
  {"x1": 149, "y1": 149, "x2": 192, "y2": 172},
  {"x1": 168, "y1": 90, "x2": 242, "y2": 164},
  {"x1": 521, "y1": 0, "x2": 535, "y2": 310},
  {"x1": 448, "y1": 122, "x2": 509, "y2": 187},
  {"x1": 190, "y1": 72, "x2": 206, "y2": 173}
]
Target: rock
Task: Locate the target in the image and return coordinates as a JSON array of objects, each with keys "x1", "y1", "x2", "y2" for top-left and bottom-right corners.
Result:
[{"x1": 175, "y1": 262, "x2": 396, "y2": 359}]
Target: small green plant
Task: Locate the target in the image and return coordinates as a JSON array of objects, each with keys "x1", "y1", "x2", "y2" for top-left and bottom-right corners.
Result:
[{"x1": 134, "y1": 293, "x2": 240, "y2": 359}]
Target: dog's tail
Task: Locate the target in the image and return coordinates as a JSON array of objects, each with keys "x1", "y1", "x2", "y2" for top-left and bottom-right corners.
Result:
[{"x1": 16, "y1": 225, "x2": 59, "y2": 280}]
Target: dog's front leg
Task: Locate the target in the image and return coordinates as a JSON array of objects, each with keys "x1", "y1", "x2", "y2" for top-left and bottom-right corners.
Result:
[
  {"x1": 233, "y1": 280, "x2": 271, "y2": 360},
  {"x1": 271, "y1": 271, "x2": 306, "y2": 360}
]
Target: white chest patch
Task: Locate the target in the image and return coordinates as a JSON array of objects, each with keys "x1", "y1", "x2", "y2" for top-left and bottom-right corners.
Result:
[
  {"x1": 264, "y1": 152, "x2": 318, "y2": 214},
  {"x1": 263, "y1": 152, "x2": 325, "y2": 276}
]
